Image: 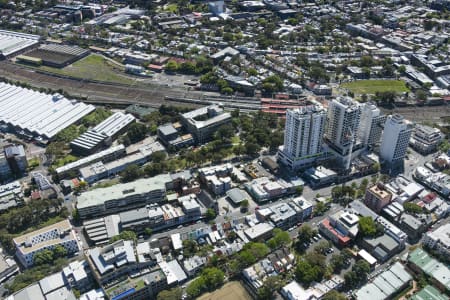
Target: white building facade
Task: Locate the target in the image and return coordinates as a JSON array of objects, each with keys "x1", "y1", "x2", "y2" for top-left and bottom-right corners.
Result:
[
  {"x1": 358, "y1": 102, "x2": 386, "y2": 149},
  {"x1": 278, "y1": 106, "x2": 326, "y2": 170},
  {"x1": 380, "y1": 114, "x2": 413, "y2": 165}
]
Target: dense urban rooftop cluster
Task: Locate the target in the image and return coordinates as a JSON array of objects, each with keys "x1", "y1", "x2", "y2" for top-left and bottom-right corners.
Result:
[{"x1": 1, "y1": 0, "x2": 450, "y2": 299}]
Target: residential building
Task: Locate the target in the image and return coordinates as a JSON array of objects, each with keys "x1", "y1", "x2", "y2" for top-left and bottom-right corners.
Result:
[
  {"x1": 87, "y1": 240, "x2": 168, "y2": 300},
  {"x1": 0, "y1": 181, "x2": 24, "y2": 212},
  {"x1": 324, "y1": 96, "x2": 361, "y2": 169},
  {"x1": 13, "y1": 220, "x2": 79, "y2": 268},
  {"x1": 3, "y1": 144, "x2": 27, "y2": 176},
  {"x1": 76, "y1": 174, "x2": 172, "y2": 219},
  {"x1": 380, "y1": 114, "x2": 413, "y2": 166},
  {"x1": 278, "y1": 106, "x2": 326, "y2": 170},
  {"x1": 0, "y1": 153, "x2": 10, "y2": 180},
  {"x1": 358, "y1": 102, "x2": 386, "y2": 148},
  {"x1": 407, "y1": 248, "x2": 450, "y2": 292},
  {"x1": 180, "y1": 105, "x2": 231, "y2": 144},
  {"x1": 256, "y1": 197, "x2": 313, "y2": 230},
  {"x1": 243, "y1": 248, "x2": 295, "y2": 297},
  {"x1": 354, "y1": 262, "x2": 412, "y2": 300},
  {"x1": 410, "y1": 124, "x2": 443, "y2": 154},
  {"x1": 364, "y1": 183, "x2": 393, "y2": 213},
  {"x1": 87, "y1": 240, "x2": 155, "y2": 285},
  {"x1": 0, "y1": 247, "x2": 19, "y2": 284},
  {"x1": 423, "y1": 223, "x2": 450, "y2": 257},
  {"x1": 182, "y1": 256, "x2": 207, "y2": 277}
]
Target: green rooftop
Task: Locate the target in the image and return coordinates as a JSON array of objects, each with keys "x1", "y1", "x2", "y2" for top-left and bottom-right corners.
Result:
[
  {"x1": 410, "y1": 285, "x2": 448, "y2": 300},
  {"x1": 408, "y1": 248, "x2": 450, "y2": 291}
]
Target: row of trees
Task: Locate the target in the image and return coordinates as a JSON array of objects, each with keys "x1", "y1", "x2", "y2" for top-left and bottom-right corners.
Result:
[
  {"x1": 33, "y1": 245, "x2": 68, "y2": 265},
  {"x1": 185, "y1": 267, "x2": 225, "y2": 299},
  {"x1": 165, "y1": 56, "x2": 213, "y2": 75}
]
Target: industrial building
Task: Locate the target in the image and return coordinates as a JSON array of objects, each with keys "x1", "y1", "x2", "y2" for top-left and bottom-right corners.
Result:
[
  {"x1": 25, "y1": 44, "x2": 90, "y2": 68},
  {"x1": 13, "y1": 220, "x2": 80, "y2": 268},
  {"x1": 70, "y1": 112, "x2": 135, "y2": 155},
  {"x1": 0, "y1": 83, "x2": 95, "y2": 141},
  {"x1": 407, "y1": 248, "x2": 450, "y2": 292},
  {"x1": 354, "y1": 262, "x2": 412, "y2": 300},
  {"x1": 80, "y1": 141, "x2": 165, "y2": 184},
  {"x1": 0, "y1": 30, "x2": 40, "y2": 59},
  {"x1": 55, "y1": 144, "x2": 126, "y2": 178}
]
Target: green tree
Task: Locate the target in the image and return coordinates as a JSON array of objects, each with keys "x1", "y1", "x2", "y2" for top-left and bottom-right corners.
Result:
[
  {"x1": 205, "y1": 208, "x2": 216, "y2": 220},
  {"x1": 151, "y1": 151, "x2": 167, "y2": 163},
  {"x1": 358, "y1": 216, "x2": 378, "y2": 237},
  {"x1": 295, "y1": 253, "x2": 326, "y2": 286},
  {"x1": 297, "y1": 224, "x2": 315, "y2": 244},
  {"x1": 186, "y1": 277, "x2": 205, "y2": 298},
  {"x1": 182, "y1": 239, "x2": 198, "y2": 257},
  {"x1": 353, "y1": 259, "x2": 370, "y2": 278},
  {"x1": 120, "y1": 164, "x2": 143, "y2": 183},
  {"x1": 403, "y1": 202, "x2": 423, "y2": 214},
  {"x1": 314, "y1": 201, "x2": 328, "y2": 216},
  {"x1": 314, "y1": 240, "x2": 331, "y2": 254},
  {"x1": 322, "y1": 290, "x2": 347, "y2": 300},
  {"x1": 110, "y1": 230, "x2": 137, "y2": 243},
  {"x1": 53, "y1": 245, "x2": 67, "y2": 258},
  {"x1": 165, "y1": 60, "x2": 179, "y2": 73},
  {"x1": 257, "y1": 275, "x2": 282, "y2": 300},
  {"x1": 33, "y1": 249, "x2": 54, "y2": 265},
  {"x1": 202, "y1": 267, "x2": 224, "y2": 290},
  {"x1": 157, "y1": 287, "x2": 182, "y2": 300},
  {"x1": 127, "y1": 123, "x2": 147, "y2": 143},
  {"x1": 144, "y1": 228, "x2": 153, "y2": 236},
  {"x1": 344, "y1": 270, "x2": 359, "y2": 288},
  {"x1": 245, "y1": 142, "x2": 260, "y2": 156},
  {"x1": 267, "y1": 228, "x2": 291, "y2": 249},
  {"x1": 262, "y1": 75, "x2": 283, "y2": 93},
  {"x1": 330, "y1": 254, "x2": 345, "y2": 272}
]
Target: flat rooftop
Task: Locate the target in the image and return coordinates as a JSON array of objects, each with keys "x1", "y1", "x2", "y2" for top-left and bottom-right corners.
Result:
[{"x1": 77, "y1": 174, "x2": 172, "y2": 209}]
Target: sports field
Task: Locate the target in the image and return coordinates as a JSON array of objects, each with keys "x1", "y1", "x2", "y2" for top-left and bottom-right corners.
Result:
[
  {"x1": 22, "y1": 54, "x2": 136, "y2": 85},
  {"x1": 341, "y1": 79, "x2": 409, "y2": 94},
  {"x1": 197, "y1": 281, "x2": 251, "y2": 300}
]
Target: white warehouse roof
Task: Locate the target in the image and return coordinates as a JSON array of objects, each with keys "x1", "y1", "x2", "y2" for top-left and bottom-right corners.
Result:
[
  {"x1": 0, "y1": 83, "x2": 95, "y2": 139},
  {"x1": 0, "y1": 30, "x2": 40, "y2": 57}
]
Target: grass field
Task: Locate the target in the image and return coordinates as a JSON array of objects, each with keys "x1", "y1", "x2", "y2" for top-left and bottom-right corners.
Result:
[
  {"x1": 341, "y1": 80, "x2": 410, "y2": 94},
  {"x1": 25, "y1": 54, "x2": 136, "y2": 85},
  {"x1": 198, "y1": 282, "x2": 251, "y2": 300}
]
